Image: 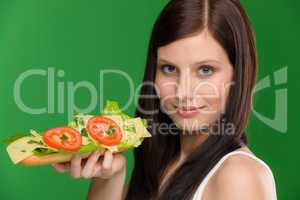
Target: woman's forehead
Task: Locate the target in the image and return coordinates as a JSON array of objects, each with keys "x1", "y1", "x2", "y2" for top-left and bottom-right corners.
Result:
[{"x1": 157, "y1": 30, "x2": 229, "y2": 66}]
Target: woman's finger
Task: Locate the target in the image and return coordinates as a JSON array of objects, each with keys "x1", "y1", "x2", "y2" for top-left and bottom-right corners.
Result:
[
  {"x1": 111, "y1": 153, "x2": 126, "y2": 174},
  {"x1": 70, "y1": 155, "x2": 82, "y2": 179},
  {"x1": 92, "y1": 161, "x2": 102, "y2": 177},
  {"x1": 81, "y1": 150, "x2": 102, "y2": 179},
  {"x1": 101, "y1": 150, "x2": 113, "y2": 178},
  {"x1": 51, "y1": 163, "x2": 70, "y2": 173}
]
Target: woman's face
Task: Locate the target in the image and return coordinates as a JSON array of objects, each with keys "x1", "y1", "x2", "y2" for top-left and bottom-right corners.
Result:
[{"x1": 155, "y1": 30, "x2": 234, "y2": 134}]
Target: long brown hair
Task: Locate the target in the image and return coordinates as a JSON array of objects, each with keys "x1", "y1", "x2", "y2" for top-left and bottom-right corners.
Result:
[{"x1": 125, "y1": 0, "x2": 257, "y2": 199}]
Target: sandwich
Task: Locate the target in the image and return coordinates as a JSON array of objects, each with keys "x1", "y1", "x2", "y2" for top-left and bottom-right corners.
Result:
[{"x1": 4, "y1": 100, "x2": 151, "y2": 166}]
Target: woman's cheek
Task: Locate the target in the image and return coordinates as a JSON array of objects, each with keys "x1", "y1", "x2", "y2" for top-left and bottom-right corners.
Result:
[
  {"x1": 156, "y1": 76, "x2": 177, "y2": 97},
  {"x1": 155, "y1": 79, "x2": 177, "y2": 112},
  {"x1": 197, "y1": 81, "x2": 231, "y2": 114}
]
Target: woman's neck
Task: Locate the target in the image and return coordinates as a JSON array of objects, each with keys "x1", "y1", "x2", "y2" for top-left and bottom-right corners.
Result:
[
  {"x1": 157, "y1": 131, "x2": 210, "y2": 196},
  {"x1": 179, "y1": 131, "x2": 209, "y2": 161}
]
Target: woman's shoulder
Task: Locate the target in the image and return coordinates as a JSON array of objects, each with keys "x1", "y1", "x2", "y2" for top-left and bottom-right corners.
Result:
[{"x1": 202, "y1": 147, "x2": 277, "y2": 200}]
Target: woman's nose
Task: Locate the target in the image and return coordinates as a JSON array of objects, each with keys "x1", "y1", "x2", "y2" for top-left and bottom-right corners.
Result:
[{"x1": 175, "y1": 71, "x2": 195, "y2": 102}]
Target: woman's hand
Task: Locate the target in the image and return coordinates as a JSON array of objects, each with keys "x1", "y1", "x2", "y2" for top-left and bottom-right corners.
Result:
[{"x1": 51, "y1": 150, "x2": 126, "y2": 179}]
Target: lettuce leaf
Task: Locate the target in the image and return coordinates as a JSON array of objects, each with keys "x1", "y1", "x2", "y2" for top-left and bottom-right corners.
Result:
[
  {"x1": 77, "y1": 142, "x2": 100, "y2": 154},
  {"x1": 32, "y1": 148, "x2": 57, "y2": 156},
  {"x1": 68, "y1": 120, "x2": 77, "y2": 129},
  {"x1": 32, "y1": 143, "x2": 101, "y2": 156},
  {"x1": 102, "y1": 100, "x2": 150, "y2": 149},
  {"x1": 103, "y1": 100, "x2": 131, "y2": 120},
  {"x1": 141, "y1": 118, "x2": 148, "y2": 128}
]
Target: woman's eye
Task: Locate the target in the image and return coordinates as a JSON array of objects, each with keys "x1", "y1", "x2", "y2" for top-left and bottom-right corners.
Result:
[
  {"x1": 198, "y1": 65, "x2": 214, "y2": 76},
  {"x1": 160, "y1": 65, "x2": 177, "y2": 74}
]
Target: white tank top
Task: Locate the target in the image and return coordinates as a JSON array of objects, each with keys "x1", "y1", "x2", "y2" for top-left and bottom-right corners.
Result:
[{"x1": 191, "y1": 150, "x2": 277, "y2": 200}]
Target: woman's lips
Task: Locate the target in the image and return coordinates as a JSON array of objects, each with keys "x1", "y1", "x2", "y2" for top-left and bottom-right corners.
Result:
[{"x1": 175, "y1": 106, "x2": 205, "y2": 118}]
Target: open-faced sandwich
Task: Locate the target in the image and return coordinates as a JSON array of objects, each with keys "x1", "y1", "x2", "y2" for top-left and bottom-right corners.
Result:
[{"x1": 4, "y1": 100, "x2": 151, "y2": 166}]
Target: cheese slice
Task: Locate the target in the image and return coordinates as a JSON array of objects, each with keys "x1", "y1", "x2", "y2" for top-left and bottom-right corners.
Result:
[
  {"x1": 6, "y1": 136, "x2": 46, "y2": 164},
  {"x1": 125, "y1": 117, "x2": 151, "y2": 138}
]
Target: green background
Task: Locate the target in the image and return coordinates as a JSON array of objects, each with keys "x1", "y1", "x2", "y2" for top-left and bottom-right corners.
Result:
[{"x1": 0, "y1": 1, "x2": 298, "y2": 199}]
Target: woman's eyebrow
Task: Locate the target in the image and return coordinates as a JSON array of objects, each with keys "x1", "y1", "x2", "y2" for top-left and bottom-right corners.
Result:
[
  {"x1": 157, "y1": 58, "x2": 177, "y2": 66},
  {"x1": 193, "y1": 59, "x2": 223, "y2": 66},
  {"x1": 157, "y1": 58, "x2": 222, "y2": 66}
]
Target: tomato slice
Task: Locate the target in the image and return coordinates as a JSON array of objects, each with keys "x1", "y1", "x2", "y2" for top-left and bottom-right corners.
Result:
[
  {"x1": 86, "y1": 116, "x2": 122, "y2": 146},
  {"x1": 42, "y1": 126, "x2": 82, "y2": 152}
]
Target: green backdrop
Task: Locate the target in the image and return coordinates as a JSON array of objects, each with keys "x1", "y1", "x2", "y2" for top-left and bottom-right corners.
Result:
[{"x1": 0, "y1": 1, "x2": 298, "y2": 199}]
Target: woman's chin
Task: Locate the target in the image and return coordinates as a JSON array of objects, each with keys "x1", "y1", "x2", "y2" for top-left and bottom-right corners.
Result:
[{"x1": 172, "y1": 119, "x2": 209, "y2": 134}]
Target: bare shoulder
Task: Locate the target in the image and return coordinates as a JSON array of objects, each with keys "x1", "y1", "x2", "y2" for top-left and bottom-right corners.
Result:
[{"x1": 203, "y1": 152, "x2": 276, "y2": 200}]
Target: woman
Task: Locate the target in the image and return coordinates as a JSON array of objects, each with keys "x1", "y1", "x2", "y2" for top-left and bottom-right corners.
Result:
[{"x1": 52, "y1": 0, "x2": 277, "y2": 199}]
